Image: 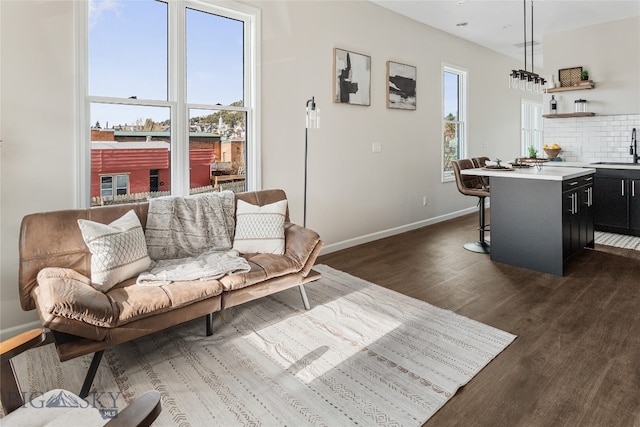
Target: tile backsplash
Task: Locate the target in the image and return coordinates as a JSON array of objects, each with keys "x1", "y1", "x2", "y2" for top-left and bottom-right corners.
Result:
[{"x1": 543, "y1": 114, "x2": 640, "y2": 163}]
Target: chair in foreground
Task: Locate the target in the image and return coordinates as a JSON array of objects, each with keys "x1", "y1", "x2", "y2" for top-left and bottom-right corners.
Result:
[
  {"x1": 1, "y1": 329, "x2": 162, "y2": 426},
  {"x1": 452, "y1": 159, "x2": 490, "y2": 254}
]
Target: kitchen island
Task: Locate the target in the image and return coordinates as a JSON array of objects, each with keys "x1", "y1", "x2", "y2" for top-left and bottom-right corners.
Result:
[{"x1": 461, "y1": 165, "x2": 596, "y2": 276}]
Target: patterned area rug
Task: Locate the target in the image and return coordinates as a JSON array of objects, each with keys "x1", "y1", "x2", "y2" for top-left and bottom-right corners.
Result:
[
  {"x1": 7, "y1": 265, "x2": 516, "y2": 426},
  {"x1": 595, "y1": 231, "x2": 640, "y2": 250}
]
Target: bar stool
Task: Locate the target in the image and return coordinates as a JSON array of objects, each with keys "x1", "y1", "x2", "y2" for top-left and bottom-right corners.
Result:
[
  {"x1": 452, "y1": 159, "x2": 490, "y2": 254},
  {"x1": 472, "y1": 156, "x2": 490, "y2": 168},
  {"x1": 472, "y1": 156, "x2": 491, "y2": 188}
]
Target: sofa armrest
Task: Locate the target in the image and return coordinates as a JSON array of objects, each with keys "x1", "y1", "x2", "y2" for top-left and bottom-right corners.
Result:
[
  {"x1": 284, "y1": 223, "x2": 322, "y2": 274},
  {"x1": 0, "y1": 328, "x2": 46, "y2": 364},
  {"x1": 1, "y1": 329, "x2": 48, "y2": 413},
  {"x1": 36, "y1": 268, "x2": 117, "y2": 329},
  {"x1": 104, "y1": 390, "x2": 162, "y2": 427}
]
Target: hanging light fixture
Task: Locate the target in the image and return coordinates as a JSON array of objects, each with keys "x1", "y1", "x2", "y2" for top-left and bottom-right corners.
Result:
[{"x1": 509, "y1": 0, "x2": 546, "y2": 93}]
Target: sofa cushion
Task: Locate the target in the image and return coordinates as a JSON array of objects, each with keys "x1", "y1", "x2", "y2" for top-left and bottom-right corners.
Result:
[
  {"x1": 37, "y1": 268, "x2": 116, "y2": 328},
  {"x1": 77, "y1": 209, "x2": 151, "y2": 292},
  {"x1": 109, "y1": 278, "x2": 224, "y2": 326},
  {"x1": 35, "y1": 267, "x2": 224, "y2": 334},
  {"x1": 233, "y1": 199, "x2": 287, "y2": 254}
]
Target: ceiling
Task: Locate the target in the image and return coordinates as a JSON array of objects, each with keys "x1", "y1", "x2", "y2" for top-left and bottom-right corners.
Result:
[{"x1": 370, "y1": 0, "x2": 640, "y2": 68}]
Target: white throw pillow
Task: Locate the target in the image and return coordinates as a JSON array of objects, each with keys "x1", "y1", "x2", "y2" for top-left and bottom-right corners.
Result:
[
  {"x1": 233, "y1": 199, "x2": 287, "y2": 254},
  {"x1": 77, "y1": 210, "x2": 151, "y2": 292}
]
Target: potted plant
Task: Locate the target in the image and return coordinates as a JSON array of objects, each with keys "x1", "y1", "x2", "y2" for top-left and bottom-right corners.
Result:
[
  {"x1": 528, "y1": 146, "x2": 537, "y2": 159},
  {"x1": 581, "y1": 70, "x2": 589, "y2": 81}
]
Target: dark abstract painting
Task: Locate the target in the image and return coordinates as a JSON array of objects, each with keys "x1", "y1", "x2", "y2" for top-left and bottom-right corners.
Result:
[
  {"x1": 387, "y1": 61, "x2": 416, "y2": 110},
  {"x1": 334, "y1": 48, "x2": 371, "y2": 106}
]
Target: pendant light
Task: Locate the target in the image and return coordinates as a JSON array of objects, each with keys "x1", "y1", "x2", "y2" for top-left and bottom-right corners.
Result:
[{"x1": 509, "y1": 0, "x2": 546, "y2": 93}]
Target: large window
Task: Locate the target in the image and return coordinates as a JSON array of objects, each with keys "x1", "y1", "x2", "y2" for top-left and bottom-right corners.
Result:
[
  {"x1": 442, "y1": 65, "x2": 467, "y2": 182},
  {"x1": 80, "y1": 0, "x2": 259, "y2": 206},
  {"x1": 521, "y1": 100, "x2": 543, "y2": 157}
]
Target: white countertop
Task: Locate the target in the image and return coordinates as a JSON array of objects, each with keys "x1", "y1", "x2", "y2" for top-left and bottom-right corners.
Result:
[
  {"x1": 543, "y1": 161, "x2": 640, "y2": 170},
  {"x1": 461, "y1": 165, "x2": 595, "y2": 181}
]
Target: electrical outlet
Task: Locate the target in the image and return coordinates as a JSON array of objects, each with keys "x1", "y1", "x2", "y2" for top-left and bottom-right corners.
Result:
[
  {"x1": 423, "y1": 196, "x2": 428, "y2": 206},
  {"x1": 372, "y1": 143, "x2": 382, "y2": 153}
]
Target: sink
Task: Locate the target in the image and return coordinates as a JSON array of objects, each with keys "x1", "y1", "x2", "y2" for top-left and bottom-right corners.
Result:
[{"x1": 590, "y1": 162, "x2": 640, "y2": 167}]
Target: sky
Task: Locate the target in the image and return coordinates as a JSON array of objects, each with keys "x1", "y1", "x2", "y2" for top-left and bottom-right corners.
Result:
[
  {"x1": 89, "y1": 0, "x2": 244, "y2": 128},
  {"x1": 443, "y1": 71, "x2": 459, "y2": 120}
]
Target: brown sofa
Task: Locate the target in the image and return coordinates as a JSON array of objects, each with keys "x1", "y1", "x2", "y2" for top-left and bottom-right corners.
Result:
[{"x1": 18, "y1": 189, "x2": 323, "y2": 396}]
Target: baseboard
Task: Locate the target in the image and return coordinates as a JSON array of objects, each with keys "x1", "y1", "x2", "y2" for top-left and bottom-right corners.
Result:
[
  {"x1": 0, "y1": 320, "x2": 43, "y2": 341},
  {"x1": 320, "y1": 206, "x2": 478, "y2": 255}
]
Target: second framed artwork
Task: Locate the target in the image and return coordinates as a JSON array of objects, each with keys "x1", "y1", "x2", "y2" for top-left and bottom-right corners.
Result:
[
  {"x1": 334, "y1": 48, "x2": 371, "y2": 106},
  {"x1": 386, "y1": 61, "x2": 416, "y2": 110}
]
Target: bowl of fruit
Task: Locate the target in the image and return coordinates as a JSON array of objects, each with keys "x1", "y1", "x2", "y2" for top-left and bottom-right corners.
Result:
[{"x1": 543, "y1": 143, "x2": 561, "y2": 158}]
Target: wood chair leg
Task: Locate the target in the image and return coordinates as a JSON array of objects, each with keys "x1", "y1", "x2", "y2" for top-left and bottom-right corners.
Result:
[{"x1": 80, "y1": 350, "x2": 104, "y2": 398}]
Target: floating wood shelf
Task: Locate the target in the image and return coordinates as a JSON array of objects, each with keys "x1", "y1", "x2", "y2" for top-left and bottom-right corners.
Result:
[
  {"x1": 543, "y1": 112, "x2": 596, "y2": 118},
  {"x1": 546, "y1": 81, "x2": 595, "y2": 93}
]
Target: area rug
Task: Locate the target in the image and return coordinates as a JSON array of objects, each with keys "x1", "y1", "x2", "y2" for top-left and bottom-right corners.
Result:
[
  {"x1": 595, "y1": 231, "x2": 640, "y2": 250},
  {"x1": 7, "y1": 265, "x2": 516, "y2": 426}
]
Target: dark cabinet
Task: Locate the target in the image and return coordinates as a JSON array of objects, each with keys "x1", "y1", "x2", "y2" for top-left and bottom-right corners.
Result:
[
  {"x1": 630, "y1": 178, "x2": 640, "y2": 230},
  {"x1": 594, "y1": 169, "x2": 640, "y2": 236},
  {"x1": 594, "y1": 177, "x2": 628, "y2": 227},
  {"x1": 563, "y1": 175, "x2": 594, "y2": 259},
  {"x1": 489, "y1": 172, "x2": 595, "y2": 276}
]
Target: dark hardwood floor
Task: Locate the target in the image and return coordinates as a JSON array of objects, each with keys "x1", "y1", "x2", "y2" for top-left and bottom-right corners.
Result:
[{"x1": 317, "y1": 212, "x2": 640, "y2": 427}]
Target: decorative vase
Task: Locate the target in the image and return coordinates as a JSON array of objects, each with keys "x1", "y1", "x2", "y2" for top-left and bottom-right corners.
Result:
[{"x1": 548, "y1": 75, "x2": 556, "y2": 89}]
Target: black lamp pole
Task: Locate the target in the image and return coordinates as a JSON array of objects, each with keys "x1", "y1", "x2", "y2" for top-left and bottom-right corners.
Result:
[{"x1": 304, "y1": 96, "x2": 316, "y2": 228}]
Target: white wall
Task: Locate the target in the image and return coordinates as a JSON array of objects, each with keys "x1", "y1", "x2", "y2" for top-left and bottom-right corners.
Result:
[
  {"x1": 1, "y1": 1, "x2": 77, "y2": 335},
  {"x1": 0, "y1": 0, "x2": 532, "y2": 334},
  {"x1": 243, "y1": 0, "x2": 533, "y2": 246},
  {"x1": 543, "y1": 17, "x2": 640, "y2": 116},
  {"x1": 541, "y1": 17, "x2": 640, "y2": 163}
]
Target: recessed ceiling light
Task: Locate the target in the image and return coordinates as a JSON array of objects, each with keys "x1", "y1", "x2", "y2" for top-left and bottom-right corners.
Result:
[
  {"x1": 457, "y1": 0, "x2": 466, "y2": 4},
  {"x1": 456, "y1": 22, "x2": 468, "y2": 27}
]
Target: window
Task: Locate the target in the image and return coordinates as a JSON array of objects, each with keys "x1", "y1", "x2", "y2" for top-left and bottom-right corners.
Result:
[
  {"x1": 521, "y1": 100, "x2": 543, "y2": 157},
  {"x1": 80, "y1": 0, "x2": 259, "y2": 207},
  {"x1": 100, "y1": 174, "x2": 129, "y2": 200},
  {"x1": 442, "y1": 65, "x2": 467, "y2": 182}
]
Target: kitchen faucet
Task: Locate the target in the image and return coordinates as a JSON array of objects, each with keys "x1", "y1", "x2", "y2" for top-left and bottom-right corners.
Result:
[{"x1": 631, "y1": 128, "x2": 638, "y2": 163}]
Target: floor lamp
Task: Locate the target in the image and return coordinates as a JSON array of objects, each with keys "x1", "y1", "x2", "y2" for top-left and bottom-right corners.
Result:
[
  {"x1": 304, "y1": 97, "x2": 319, "y2": 228},
  {"x1": 299, "y1": 97, "x2": 319, "y2": 311}
]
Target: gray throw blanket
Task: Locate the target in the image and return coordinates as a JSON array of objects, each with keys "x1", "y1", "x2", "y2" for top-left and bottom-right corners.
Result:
[
  {"x1": 136, "y1": 249, "x2": 250, "y2": 286},
  {"x1": 145, "y1": 191, "x2": 236, "y2": 260}
]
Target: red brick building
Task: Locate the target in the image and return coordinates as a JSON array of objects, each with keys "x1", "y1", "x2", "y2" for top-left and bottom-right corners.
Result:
[{"x1": 90, "y1": 129, "x2": 238, "y2": 201}]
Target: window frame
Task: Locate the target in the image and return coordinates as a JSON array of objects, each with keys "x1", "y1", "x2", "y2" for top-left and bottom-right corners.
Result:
[
  {"x1": 99, "y1": 173, "x2": 130, "y2": 200},
  {"x1": 75, "y1": 0, "x2": 261, "y2": 207},
  {"x1": 441, "y1": 64, "x2": 468, "y2": 183}
]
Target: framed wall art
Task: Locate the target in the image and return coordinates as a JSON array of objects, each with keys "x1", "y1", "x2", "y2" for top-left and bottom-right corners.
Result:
[
  {"x1": 387, "y1": 61, "x2": 416, "y2": 110},
  {"x1": 334, "y1": 48, "x2": 371, "y2": 106}
]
